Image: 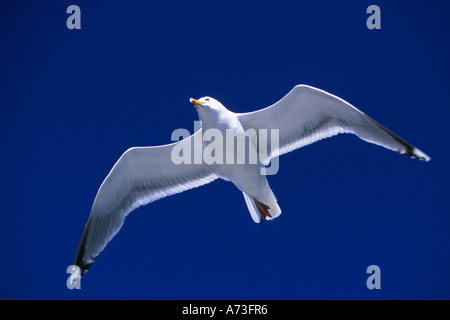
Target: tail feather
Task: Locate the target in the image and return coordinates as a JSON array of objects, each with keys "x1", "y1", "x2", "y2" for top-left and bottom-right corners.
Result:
[
  {"x1": 243, "y1": 192, "x2": 261, "y2": 223},
  {"x1": 242, "y1": 188, "x2": 281, "y2": 223}
]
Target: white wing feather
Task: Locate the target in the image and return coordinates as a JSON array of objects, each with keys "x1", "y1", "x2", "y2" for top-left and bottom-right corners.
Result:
[
  {"x1": 238, "y1": 85, "x2": 430, "y2": 162},
  {"x1": 74, "y1": 130, "x2": 218, "y2": 274}
]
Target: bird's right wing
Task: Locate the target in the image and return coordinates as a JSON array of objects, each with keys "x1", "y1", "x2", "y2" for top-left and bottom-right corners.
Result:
[
  {"x1": 74, "y1": 130, "x2": 218, "y2": 275},
  {"x1": 238, "y1": 85, "x2": 430, "y2": 163}
]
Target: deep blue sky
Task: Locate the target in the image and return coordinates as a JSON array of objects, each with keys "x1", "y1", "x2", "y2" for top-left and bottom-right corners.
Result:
[{"x1": 1, "y1": 0, "x2": 449, "y2": 299}]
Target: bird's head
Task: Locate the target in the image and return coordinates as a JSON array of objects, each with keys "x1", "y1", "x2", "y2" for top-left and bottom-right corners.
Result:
[
  {"x1": 189, "y1": 96, "x2": 225, "y2": 112},
  {"x1": 189, "y1": 96, "x2": 231, "y2": 125}
]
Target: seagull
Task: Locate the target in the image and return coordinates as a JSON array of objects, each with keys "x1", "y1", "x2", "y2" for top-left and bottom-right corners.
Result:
[{"x1": 73, "y1": 84, "x2": 430, "y2": 276}]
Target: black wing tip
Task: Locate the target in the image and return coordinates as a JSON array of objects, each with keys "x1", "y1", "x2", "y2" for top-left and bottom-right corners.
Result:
[
  {"x1": 73, "y1": 218, "x2": 95, "y2": 277},
  {"x1": 403, "y1": 147, "x2": 431, "y2": 162},
  {"x1": 72, "y1": 258, "x2": 93, "y2": 277}
]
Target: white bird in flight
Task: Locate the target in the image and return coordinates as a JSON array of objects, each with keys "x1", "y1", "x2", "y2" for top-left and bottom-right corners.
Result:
[{"x1": 73, "y1": 85, "x2": 430, "y2": 276}]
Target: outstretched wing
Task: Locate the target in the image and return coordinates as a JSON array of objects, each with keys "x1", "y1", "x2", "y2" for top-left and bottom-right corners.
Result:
[
  {"x1": 238, "y1": 85, "x2": 430, "y2": 163},
  {"x1": 74, "y1": 130, "x2": 218, "y2": 275}
]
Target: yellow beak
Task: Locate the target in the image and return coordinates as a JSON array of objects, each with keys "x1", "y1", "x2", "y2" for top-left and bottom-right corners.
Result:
[{"x1": 190, "y1": 98, "x2": 203, "y2": 109}]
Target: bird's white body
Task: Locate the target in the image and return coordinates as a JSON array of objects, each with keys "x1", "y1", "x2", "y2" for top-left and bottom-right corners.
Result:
[
  {"x1": 196, "y1": 99, "x2": 281, "y2": 220},
  {"x1": 73, "y1": 84, "x2": 430, "y2": 276}
]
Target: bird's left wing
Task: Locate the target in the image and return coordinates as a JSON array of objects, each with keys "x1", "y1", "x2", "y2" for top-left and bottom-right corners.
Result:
[
  {"x1": 74, "y1": 130, "x2": 218, "y2": 275},
  {"x1": 238, "y1": 85, "x2": 430, "y2": 163}
]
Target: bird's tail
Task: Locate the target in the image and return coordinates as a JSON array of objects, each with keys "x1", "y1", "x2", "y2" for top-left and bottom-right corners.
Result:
[{"x1": 242, "y1": 185, "x2": 281, "y2": 223}]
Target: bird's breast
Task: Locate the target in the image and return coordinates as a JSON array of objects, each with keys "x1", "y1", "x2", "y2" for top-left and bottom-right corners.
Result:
[{"x1": 200, "y1": 117, "x2": 266, "y2": 197}]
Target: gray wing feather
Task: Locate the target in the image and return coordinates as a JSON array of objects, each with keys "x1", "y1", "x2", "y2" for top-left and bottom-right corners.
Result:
[
  {"x1": 74, "y1": 131, "x2": 217, "y2": 274},
  {"x1": 238, "y1": 85, "x2": 430, "y2": 162}
]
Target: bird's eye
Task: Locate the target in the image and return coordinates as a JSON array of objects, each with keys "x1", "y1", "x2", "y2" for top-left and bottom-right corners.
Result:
[{"x1": 205, "y1": 98, "x2": 210, "y2": 102}]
